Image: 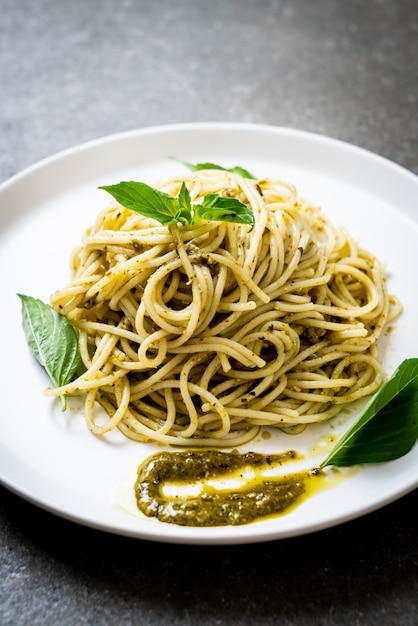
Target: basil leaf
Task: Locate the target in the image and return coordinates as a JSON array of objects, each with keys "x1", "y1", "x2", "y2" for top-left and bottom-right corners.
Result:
[
  {"x1": 99, "y1": 181, "x2": 189, "y2": 225},
  {"x1": 321, "y1": 358, "x2": 418, "y2": 467},
  {"x1": 176, "y1": 158, "x2": 257, "y2": 180},
  {"x1": 178, "y1": 181, "x2": 192, "y2": 212},
  {"x1": 100, "y1": 181, "x2": 254, "y2": 228},
  {"x1": 18, "y1": 294, "x2": 81, "y2": 410},
  {"x1": 196, "y1": 194, "x2": 254, "y2": 227}
]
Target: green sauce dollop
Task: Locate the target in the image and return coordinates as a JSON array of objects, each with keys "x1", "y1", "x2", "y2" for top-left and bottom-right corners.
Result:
[{"x1": 135, "y1": 449, "x2": 321, "y2": 527}]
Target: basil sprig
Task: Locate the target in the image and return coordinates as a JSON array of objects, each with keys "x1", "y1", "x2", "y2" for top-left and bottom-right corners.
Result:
[
  {"x1": 321, "y1": 358, "x2": 418, "y2": 467},
  {"x1": 99, "y1": 181, "x2": 254, "y2": 229},
  {"x1": 18, "y1": 294, "x2": 81, "y2": 410},
  {"x1": 175, "y1": 158, "x2": 257, "y2": 180}
]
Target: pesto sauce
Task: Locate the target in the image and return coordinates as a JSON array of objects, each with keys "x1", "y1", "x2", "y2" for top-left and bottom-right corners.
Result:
[{"x1": 135, "y1": 449, "x2": 321, "y2": 527}]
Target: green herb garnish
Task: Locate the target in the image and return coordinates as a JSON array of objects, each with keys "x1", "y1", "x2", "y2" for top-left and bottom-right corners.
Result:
[
  {"x1": 99, "y1": 181, "x2": 254, "y2": 228},
  {"x1": 175, "y1": 159, "x2": 257, "y2": 180},
  {"x1": 321, "y1": 358, "x2": 418, "y2": 467},
  {"x1": 18, "y1": 294, "x2": 81, "y2": 410}
]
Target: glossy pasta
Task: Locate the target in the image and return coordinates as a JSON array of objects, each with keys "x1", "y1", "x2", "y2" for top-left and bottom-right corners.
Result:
[{"x1": 48, "y1": 169, "x2": 401, "y2": 446}]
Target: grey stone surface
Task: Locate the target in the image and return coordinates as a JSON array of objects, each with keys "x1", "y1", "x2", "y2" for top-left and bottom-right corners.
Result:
[
  {"x1": 1, "y1": 0, "x2": 417, "y2": 624},
  {"x1": 1, "y1": 0, "x2": 417, "y2": 183}
]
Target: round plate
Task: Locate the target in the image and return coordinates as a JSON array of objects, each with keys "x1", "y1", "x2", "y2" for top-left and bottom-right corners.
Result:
[{"x1": 0, "y1": 122, "x2": 417, "y2": 544}]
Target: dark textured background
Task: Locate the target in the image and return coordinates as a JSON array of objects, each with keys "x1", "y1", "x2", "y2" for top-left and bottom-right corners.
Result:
[{"x1": 1, "y1": 0, "x2": 417, "y2": 624}]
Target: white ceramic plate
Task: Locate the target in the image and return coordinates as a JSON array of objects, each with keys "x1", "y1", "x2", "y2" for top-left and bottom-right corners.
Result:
[{"x1": 0, "y1": 123, "x2": 417, "y2": 545}]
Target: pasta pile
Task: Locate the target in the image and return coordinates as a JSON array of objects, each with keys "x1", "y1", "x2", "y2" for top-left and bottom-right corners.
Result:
[{"x1": 48, "y1": 169, "x2": 400, "y2": 446}]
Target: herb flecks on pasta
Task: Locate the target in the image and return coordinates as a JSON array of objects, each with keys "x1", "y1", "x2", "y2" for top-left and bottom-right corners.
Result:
[{"x1": 47, "y1": 169, "x2": 401, "y2": 446}]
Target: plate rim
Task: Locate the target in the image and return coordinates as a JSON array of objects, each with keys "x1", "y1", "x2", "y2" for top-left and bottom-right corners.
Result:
[{"x1": 2, "y1": 121, "x2": 417, "y2": 190}]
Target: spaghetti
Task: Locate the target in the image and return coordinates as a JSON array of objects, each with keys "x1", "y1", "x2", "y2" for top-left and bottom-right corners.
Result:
[{"x1": 48, "y1": 169, "x2": 401, "y2": 446}]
